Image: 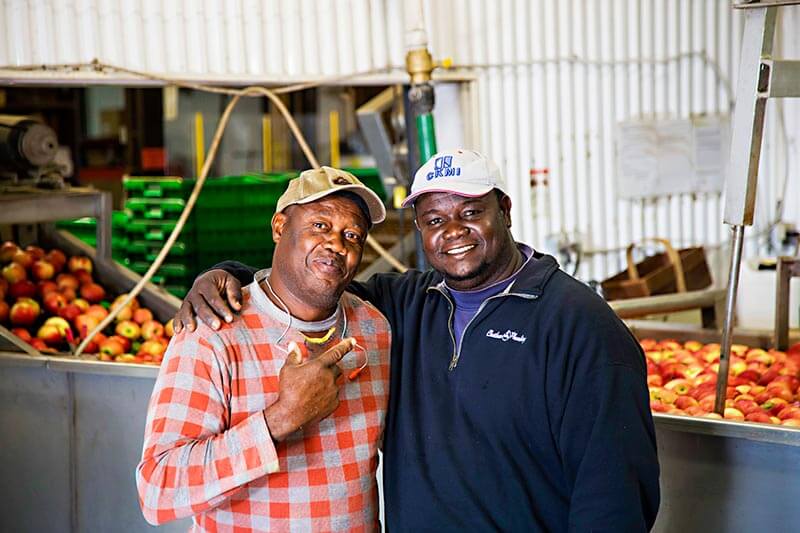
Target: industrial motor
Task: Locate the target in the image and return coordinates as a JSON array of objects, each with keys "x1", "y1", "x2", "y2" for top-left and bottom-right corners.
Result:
[{"x1": 0, "y1": 114, "x2": 60, "y2": 184}]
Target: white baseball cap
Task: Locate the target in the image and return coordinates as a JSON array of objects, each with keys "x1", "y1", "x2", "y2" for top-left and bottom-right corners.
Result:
[{"x1": 401, "y1": 149, "x2": 509, "y2": 208}]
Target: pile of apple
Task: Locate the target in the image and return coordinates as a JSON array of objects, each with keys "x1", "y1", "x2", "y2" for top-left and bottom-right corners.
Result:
[
  {"x1": 1, "y1": 240, "x2": 173, "y2": 365},
  {"x1": 642, "y1": 337, "x2": 800, "y2": 427}
]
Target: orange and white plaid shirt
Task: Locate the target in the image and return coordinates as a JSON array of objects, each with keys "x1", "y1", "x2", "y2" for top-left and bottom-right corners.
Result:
[{"x1": 136, "y1": 277, "x2": 391, "y2": 532}]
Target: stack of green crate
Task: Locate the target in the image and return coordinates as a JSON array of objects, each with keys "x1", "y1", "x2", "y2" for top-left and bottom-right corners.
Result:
[
  {"x1": 56, "y1": 211, "x2": 131, "y2": 265},
  {"x1": 122, "y1": 173, "x2": 296, "y2": 298}
]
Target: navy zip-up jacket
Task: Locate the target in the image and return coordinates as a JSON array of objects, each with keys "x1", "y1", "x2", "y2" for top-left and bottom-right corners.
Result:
[{"x1": 218, "y1": 252, "x2": 660, "y2": 531}]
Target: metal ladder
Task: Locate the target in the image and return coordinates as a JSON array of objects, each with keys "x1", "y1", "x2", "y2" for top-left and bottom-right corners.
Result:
[{"x1": 715, "y1": 0, "x2": 800, "y2": 413}]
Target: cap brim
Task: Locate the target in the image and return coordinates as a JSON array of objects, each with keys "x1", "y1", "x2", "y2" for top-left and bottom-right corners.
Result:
[
  {"x1": 292, "y1": 184, "x2": 386, "y2": 224},
  {"x1": 400, "y1": 184, "x2": 495, "y2": 208}
]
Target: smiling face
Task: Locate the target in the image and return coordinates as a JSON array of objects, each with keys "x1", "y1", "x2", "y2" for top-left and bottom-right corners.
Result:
[
  {"x1": 270, "y1": 194, "x2": 369, "y2": 318},
  {"x1": 414, "y1": 191, "x2": 520, "y2": 291}
]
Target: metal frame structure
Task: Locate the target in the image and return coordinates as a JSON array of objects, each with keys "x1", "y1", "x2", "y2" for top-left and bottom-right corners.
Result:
[
  {"x1": 775, "y1": 256, "x2": 800, "y2": 350},
  {"x1": 715, "y1": 0, "x2": 800, "y2": 414}
]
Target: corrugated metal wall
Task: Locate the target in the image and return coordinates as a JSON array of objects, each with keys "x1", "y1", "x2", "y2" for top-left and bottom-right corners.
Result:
[{"x1": 1, "y1": 0, "x2": 797, "y2": 282}]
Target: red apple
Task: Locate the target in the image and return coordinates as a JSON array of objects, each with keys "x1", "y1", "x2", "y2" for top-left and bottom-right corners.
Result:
[
  {"x1": 777, "y1": 406, "x2": 800, "y2": 421},
  {"x1": 108, "y1": 334, "x2": 131, "y2": 352},
  {"x1": 0, "y1": 241, "x2": 19, "y2": 263},
  {"x1": 68, "y1": 256, "x2": 93, "y2": 274},
  {"x1": 24, "y1": 245, "x2": 45, "y2": 260},
  {"x1": 165, "y1": 318, "x2": 175, "y2": 338},
  {"x1": 82, "y1": 332, "x2": 107, "y2": 354},
  {"x1": 37, "y1": 280, "x2": 58, "y2": 298},
  {"x1": 0, "y1": 300, "x2": 8, "y2": 322},
  {"x1": 43, "y1": 291, "x2": 68, "y2": 315},
  {"x1": 761, "y1": 397, "x2": 789, "y2": 416},
  {"x1": 99, "y1": 337, "x2": 125, "y2": 357},
  {"x1": 58, "y1": 303, "x2": 83, "y2": 323},
  {"x1": 138, "y1": 339, "x2": 166, "y2": 359},
  {"x1": 31, "y1": 260, "x2": 55, "y2": 281},
  {"x1": 745, "y1": 411, "x2": 773, "y2": 424},
  {"x1": 110, "y1": 295, "x2": 137, "y2": 321},
  {"x1": 79, "y1": 282, "x2": 106, "y2": 303},
  {"x1": 74, "y1": 314, "x2": 101, "y2": 338},
  {"x1": 647, "y1": 374, "x2": 663, "y2": 387},
  {"x1": 11, "y1": 327, "x2": 32, "y2": 343},
  {"x1": 11, "y1": 250, "x2": 33, "y2": 269},
  {"x1": 115, "y1": 320, "x2": 141, "y2": 340},
  {"x1": 45, "y1": 249, "x2": 67, "y2": 272},
  {"x1": 132, "y1": 307, "x2": 153, "y2": 325},
  {"x1": 684, "y1": 340, "x2": 704, "y2": 352},
  {"x1": 85, "y1": 305, "x2": 109, "y2": 321},
  {"x1": 72, "y1": 298, "x2": 89, "y2": 312},
  {"x1": 74, "y1": 270, "x2": 93, "y2": 285},
  {"x1": 2, "y1": 262, "x2": 27, "y2": 283},
  {"x1": 9, "y1": 280, "x2": 36, "y2": 299},
  {"x1": 675, "y1": 396, "x2": 699, "y2": 410},
  {"x1": 664, "y1": 379, "x2": 692, "y2": 395},
  {"x1": 140, "y1": 319, "x2": 164, "y2": 340},
  {"x1": 734, "y1": 398, "x2": 761, "y2": 415},
  {"x1": 10, "y1": 298, "x2": 40, "y2": 326},
  {"x1": 60, "y1": 287, "x2": 77, "y2": 302},
  {"x1": 30, "y1": 338, "x2": 56, "y2": 353},
  {"x1": 56, "y1": 273, "x2": 79, "y2": 291}
]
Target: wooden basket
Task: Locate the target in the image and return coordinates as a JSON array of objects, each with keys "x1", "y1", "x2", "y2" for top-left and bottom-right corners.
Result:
[{"x1": 601, "y1": 238, "x2": 713, "y2": 301}]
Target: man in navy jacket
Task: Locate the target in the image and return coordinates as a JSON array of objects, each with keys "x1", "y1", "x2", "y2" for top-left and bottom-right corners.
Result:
[{"x1": 176, "y1": 150, "x2": 660, "y2": 531}]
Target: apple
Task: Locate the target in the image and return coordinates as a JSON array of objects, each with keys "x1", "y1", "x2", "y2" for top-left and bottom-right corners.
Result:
[
  {"x1": 79, "y1": 282, "x2": 106, "y2": 303},
  {"x1": 761, "y1": 398, "x2": 789, "y2": 416},
  {"x1": 724, "y1": 407, "x2": 745, "y2": 421},
  {"x1": 74, "y1": 314, "x2": 101, "y2": 338},
  {"x1": 108, "y1": 334, "x2": 131, "y2": 352},
  {"x1": 745, "y1": 411, "x2": 773, "y2": 424},
  {"x1": 650, "y1": 400, "x2": 669, "y2": 413},
  {"x1": 37, "y1": 324, "x2": 64, "y2": 346},
  {"x1": 56, "y1": 273, "x2": 79, "y2": 291},
  {"x1": 736, "y1": 369, "x2": 761, "y2": 383},
  {"x1": 99, "y1": 337, "x2": 125, "y2": 357},
  {"x1": 114, "y1": 354, "x2": 142, "y2": 364},
  {"x1": 777, "y1": 406, "x2": 800, "y2": 421},
  {"x1": 85, "y1": 304, "x2": 109, "y2": 321},
  {"x1": 11, "y1": 250, "x2": 33, "y2": 269},
  {"x1": 773, "y1": 375, "x2": 800, "y2": 393},
  {"x1": 72, "y1": 298, "x2": 89, "y2": 312},
  {"x1": 9, "y1": 280, "x2": 36, "y2": 299},
  {"x1": 2, "y1": 262, "x2": 27, "y2": 283},
  {"x1": 43, "y1": 291, "x2": 68, "y2": 315},
  {"x1": 68, "y1": 256, "x2": 93, "y2": 274},
  {"x1": 45, "y1": 249, "x2": 67, "y2": 272},
  {"x1": 115, "y1": 320, "x2": 141, "y2": 340},
  {"x1": 74, "y1": 270, "x2": 93, "y2": 285},
  {"x1": 30, "y1": 338, "x2": 56, "y2": 353},
  {"x1": 31, "y1": 260, "x2": 55, "y2": 281},
  {"x1": 81, "y1": 332, "x2": 106, "y2": 354},
  {"x1": 675, "y1": 396, "x2": 699, "y2": 410},
  {"x1": 164, "y1": 319, "x2": 174, "y2": 338},
  {"x1": 639, "y1": 338, "x2": 658, "y2": 351},
  {"x1": 58, "y1": 303, "x2": 83, "y2": 323},
  {"x1": 781, "y1": 418, "x2": 800, "y2": 427},
  {"x1": 0, "y1": 300, "x2": 8, "y2": 322},
  {"x1": 24, "y1": 245, "x2": 45, "y2": 260},
  {"x1": 11, "y1": 327, "x2": 32, "y2": 343},
  {"x1": 61, "y1": 287, "x2": 77, "y2": 302},
  {"x1": 110, "y1": 295, "x2": 138, "y2": 321},
  {"x1": 37, "y1": 280, "x2": 58, "y2": 298},
  {"x1": 660, "y1": 362, "x2": 688, "y2": 382},
  {"x1": 140, "y1": 319, "x2": 164, "y2": 340},
  {"x1": 10, "y1": 298, "x2": 40, "y2": 326},
  {"x1": 132, "y1": 307, "x2": 153, "y2": 325},
  {"x1": 138, "y1": 339, "x2": 166, "y2": 359},
  {"x1": 664, "y1": 379, "x2": 692, "y2": 395},
  {"x1": 0, "y1": 241, "x2": 19, "y2": 262},
  {"x1": 647, "y1": 374, "x2": 663, "y2": 387},
  {"x1": 734, "y1": 398, "x2": 761, "y2": 415},
  {"x1": 684, "y1": 340, "x2": 703, "y2": 352}
]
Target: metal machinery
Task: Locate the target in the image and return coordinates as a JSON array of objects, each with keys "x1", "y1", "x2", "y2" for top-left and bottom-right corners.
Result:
[{"x1": 0, "y1": 114, "x2": 65, "y2": 187}]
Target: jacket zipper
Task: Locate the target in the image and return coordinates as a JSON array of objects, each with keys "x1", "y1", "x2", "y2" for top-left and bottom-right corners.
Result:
[{"x1": 431, "y1": 285, "x2": 540, "y2": 371}]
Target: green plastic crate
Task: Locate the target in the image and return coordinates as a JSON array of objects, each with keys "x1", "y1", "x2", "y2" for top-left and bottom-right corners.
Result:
[
  {"x1": 126, "y1": 219, "x2": 196, "y2": 242},
  {"x1": 125, "y1": 198, "x2": 189, "y2": 221},
  {"x1": 123, "y1": 176, "x2": 193, "y2": 199}
]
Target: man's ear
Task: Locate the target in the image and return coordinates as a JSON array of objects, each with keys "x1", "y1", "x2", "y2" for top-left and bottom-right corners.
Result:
[
  {"x1": 271, "y1": 212, "x2": 288, "y2": 244},
  {"x1": 499, "y1": 194, "x2": 513, "y2": 227}
]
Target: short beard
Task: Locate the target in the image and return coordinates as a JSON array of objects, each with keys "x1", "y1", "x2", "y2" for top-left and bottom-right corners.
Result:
[{"x1": 443, "y1": 259, "x2": 491, "y2": 284}]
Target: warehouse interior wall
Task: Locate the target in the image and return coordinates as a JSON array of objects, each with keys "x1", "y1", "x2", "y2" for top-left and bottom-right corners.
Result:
[{"x1": 0, "y1": 0, "x2": 797, "y2": 284}]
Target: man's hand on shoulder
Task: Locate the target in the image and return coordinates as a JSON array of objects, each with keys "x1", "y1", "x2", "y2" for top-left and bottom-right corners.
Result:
[
  {"x1": 174, "y1": 269, "x2": 243, "y2": 333},
  {"x1": 264, "y1": 338, "x2": 355, "y2": 441}
]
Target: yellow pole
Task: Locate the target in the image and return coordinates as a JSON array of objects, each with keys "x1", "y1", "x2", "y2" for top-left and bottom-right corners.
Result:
[
  {"x1": 193, "y1": 112, "x2": 205, "y2": 177},
  {"x1": 329, "y1": 110, "x2": 340, "y2": 168},
  {"x1": 262, "y1": 114, "x2": 273, "y2": 172}
]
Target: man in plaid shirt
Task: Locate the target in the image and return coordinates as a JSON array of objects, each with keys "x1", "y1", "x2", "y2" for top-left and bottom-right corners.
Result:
[{"x1": 136, "y1": 167, "x2": 391, "y2": 532}]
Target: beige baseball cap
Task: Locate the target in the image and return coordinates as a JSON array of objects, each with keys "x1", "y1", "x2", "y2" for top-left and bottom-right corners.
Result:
[{"x1": 276, "y1": 166, "x2": 386, "y2": 224}]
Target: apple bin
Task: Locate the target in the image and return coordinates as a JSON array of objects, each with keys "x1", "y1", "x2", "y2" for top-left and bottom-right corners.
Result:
[
  {"x1": 0, "y1": 221, "x2": 191, "y2": 531},
  {"x1": 627, "y1": 321, "x2": 800, "y2": 533}
]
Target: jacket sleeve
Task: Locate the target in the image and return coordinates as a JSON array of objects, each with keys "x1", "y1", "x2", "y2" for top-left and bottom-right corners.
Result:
[
  {"x1": 135, "y1": 327, "x2": 279, "y2": 525},
  {"x1": 550, "y1": 295, "x2": 660, "y2": 532},
  {"x1": 211, "y1": 260, "x2": 257, "y2": 285}
]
